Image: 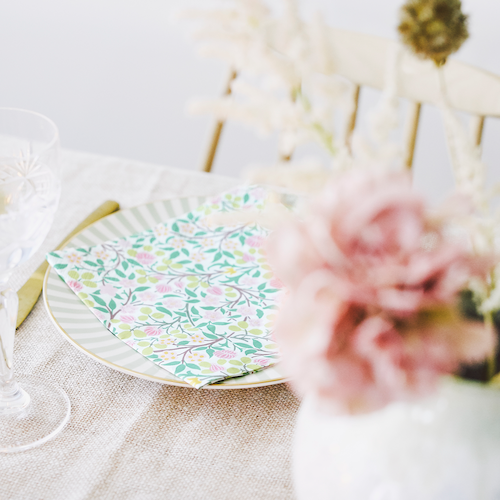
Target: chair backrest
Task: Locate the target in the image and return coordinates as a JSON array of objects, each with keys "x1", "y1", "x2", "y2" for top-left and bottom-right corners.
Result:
[{"x1": 200, "y1": 28, "x2": 500, "y2": 173}]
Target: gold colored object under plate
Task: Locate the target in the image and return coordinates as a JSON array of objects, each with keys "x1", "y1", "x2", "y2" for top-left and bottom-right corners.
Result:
[{"x1": 16, "y1": 200, "x2": 120, "y2": 329}]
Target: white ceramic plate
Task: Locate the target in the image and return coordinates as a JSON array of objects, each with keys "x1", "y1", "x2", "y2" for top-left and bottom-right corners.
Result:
[{"x1": 43, "y1": 196, "x2": 288, "y2": 389}]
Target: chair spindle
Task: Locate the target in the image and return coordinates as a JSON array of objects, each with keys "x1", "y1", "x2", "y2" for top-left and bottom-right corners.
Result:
[
  {"x1": 403, "y1": 101, "x2": 421, "y2": 170},
  {"x1": 199, "y1": 69, "x2": 237, "y2": 173}
]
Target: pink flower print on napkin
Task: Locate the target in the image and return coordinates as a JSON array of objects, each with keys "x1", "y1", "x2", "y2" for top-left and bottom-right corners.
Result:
[
  {"x1": 118, "y1": 239, "x2": 131, "y2": 249},
  {"x1": 120, "y1": 315, "x2": 136, "y2": 324},
  {"x1": 163, "y1": 297, "x2": 184, "y2": 310},
  {"x1": 139, "y1": 290, "x2": 158, "y2": 303},
  {"x1": 254, "y1": 358, "x2": 270, "y2": 366},
  {"x1": 215, "y1": 350, "x2": 237, "y2": 359},
  {"x1": 171, "y1": 238, "x2": 185, "y2": 249},
  {"x1": 210, "y1": 364, "x2": 224, "y2": 372},
  {"x1": 144, "y1": 326, "x2": 162, "y2": 337},
  {"x1": 238, "y1": 304, "x2": 256, "y2": 317},
  {"x1": 240, "y1": 275, "x2": 258, "y2": 286},
  {"x1": 207, "y1": 286, "x2": 223, "y2": 296},
  {"x1": 94, "y1": 309, "x2": 106, "y2": 320},
  {"x1": 249, "y1": 317, "x2": 263, "y2": 327},
  {"x1": 223, "y1": 239, "x2": 239, "y2": 251},
  {"x1": 66, "y1": 252, "x2": 82, "y2": 265},
  {"x1": 180, "y1": 223, "x2": 195, "y2": 235},
  {"x1": 191, "y1": 252, "x2": 206, "y2": 263},
  {"x1": 203, "y1": 310, "x2": 223, "y2": 321},
  {"x1": 156, "y1": 283, "x2": 172, "y2": 294},
  {"x1": 119, "y1": 278, "x2": 136, "y2": 288},
  {"x1": 94, "y1": 250, "x2": 109, "y2": 261},
  {"x1": 202, "y1": 294, "x2": 220, "y2": 306},
  {"x1": 121, "y1": 304, "x2": 137, "y2": 315},
  {"x1": 243, "y1": 253, "x2": 255, "y2": 262},
  {"x1": 100, "y1": 284, "x2": 117, "y2": 297},
  {"x1": 246, "y1": 235, "x2": 265, "y2": 248},
  {"x1": 136, "y1": 252, "x2": 156, "y2": 266},
  {"x1": 153, "y1": 225, "x2": 169, "y2": 238},
  {"x1": 68, "y1": 280, "x2": 83, "y2": 292}
]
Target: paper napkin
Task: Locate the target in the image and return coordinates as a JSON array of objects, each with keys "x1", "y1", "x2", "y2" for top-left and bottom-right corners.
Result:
[{"x1": 47, "y1": 186, "x2": 283, "y2": 388}]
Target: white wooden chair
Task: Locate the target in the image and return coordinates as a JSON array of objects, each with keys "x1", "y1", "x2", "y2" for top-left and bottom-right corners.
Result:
[{"x1": 199, "y1": 28, "x2": 500, "y2": 173}]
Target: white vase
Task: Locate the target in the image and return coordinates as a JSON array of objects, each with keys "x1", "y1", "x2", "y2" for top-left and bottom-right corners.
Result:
[{"x1": 293, "y1": 378, "x2": 500, "y2": 500}]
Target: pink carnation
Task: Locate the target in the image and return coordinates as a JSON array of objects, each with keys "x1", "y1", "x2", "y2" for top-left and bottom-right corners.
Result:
[
  {"x1": 215, "y1": 350, "x2": 237, "y2": 359},
  {"x1": 144, "y1": 326, "x2": 162, "y2": 337},
  {"x1": 210, "y1": 364, "x2": 224, "y2": 372},
  {"x1": 136, "y1": 252, "x2": 156, "y2": 265},
  {"x1": 268, "y1": 170, "x2": 495, "y2": 414},
  {"x1": 207, "y1": 286, "x2": 223, "y2": 296},
  {"x1": 254, "y1": 358, "x2": 270, "y2": 366},
  {"x1": 68, "y1": 280, "x2": 83, "y2": 292},
  {"x1": 156, "y1": 283, "x2": 172, "y2": 294},
  {"x1": 120, "y1": 315, "x2": 136, "y2": 324}
]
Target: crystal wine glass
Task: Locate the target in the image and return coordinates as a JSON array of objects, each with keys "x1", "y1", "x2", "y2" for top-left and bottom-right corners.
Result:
[{"x1": 0, "y1": 108, "x2": 70, "y2": 452}]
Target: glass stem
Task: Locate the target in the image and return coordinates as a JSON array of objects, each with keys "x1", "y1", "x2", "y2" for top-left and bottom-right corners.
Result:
[{"x1": 0, "y1": 285, "x2": 22, "y2": 404}]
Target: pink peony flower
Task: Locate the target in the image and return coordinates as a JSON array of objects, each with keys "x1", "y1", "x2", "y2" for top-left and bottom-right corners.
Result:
[
  {"x1": 215, "y1": 350, "x2": 237, "y2": 359},
  {"x1": 207, "y1": 286, "x2": 223, "y2": 296},
  {"x1": 269, "y1": 170, "x2": 487, "y2": 316},
  {"x1": 268, "y1": 170, "x2": 495, "y2": 414},
  {"x1": 246, "y1": 235, "x2": 265, "y2": 248},
  {"x1": 135, "y1": 252, "x2": 156, "y2": 265},
  {"x1": 68, "y1": 280, "x2": 83, "y2": 292},
  {"x1": 156, "y1": 283, "x2": 172, "y2": 294},
  {"x1": 144, "y1": 326, "x2": 162, "y2": 337}
]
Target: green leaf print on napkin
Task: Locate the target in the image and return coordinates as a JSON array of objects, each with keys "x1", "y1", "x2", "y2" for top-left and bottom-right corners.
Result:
[{"x1": 46, "y1": 186, "x2": 283, "y2": 388}]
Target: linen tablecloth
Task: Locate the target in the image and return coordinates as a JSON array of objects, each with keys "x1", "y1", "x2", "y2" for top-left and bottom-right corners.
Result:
[{"x1": 1, "y1": 150, "x2": 299, "y2": 500}]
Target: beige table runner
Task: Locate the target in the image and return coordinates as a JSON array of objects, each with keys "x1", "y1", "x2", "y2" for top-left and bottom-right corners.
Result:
[{"x1": 1, "y1": 150, "x2": 298, "y2": 500}]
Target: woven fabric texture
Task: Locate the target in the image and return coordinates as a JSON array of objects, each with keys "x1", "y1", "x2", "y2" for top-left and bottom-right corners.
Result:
[{"x1": 1, "y1": 150, "x2": 299, "y2": 500}]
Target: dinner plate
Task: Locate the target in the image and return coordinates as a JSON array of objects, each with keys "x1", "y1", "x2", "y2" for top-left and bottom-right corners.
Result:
[{"x1": 43, "y1": 196, "x2": 288, "y2": 389}]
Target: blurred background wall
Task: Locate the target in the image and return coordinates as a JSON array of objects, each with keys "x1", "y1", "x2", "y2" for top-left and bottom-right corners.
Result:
[{"x1": 0, "y1": 0, "x2": 499, "y2": 202}]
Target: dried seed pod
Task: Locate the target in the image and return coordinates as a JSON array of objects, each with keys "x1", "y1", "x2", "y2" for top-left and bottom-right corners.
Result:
[{"x1": 398, "y1": 0, "x2": 469, "y2": 65}]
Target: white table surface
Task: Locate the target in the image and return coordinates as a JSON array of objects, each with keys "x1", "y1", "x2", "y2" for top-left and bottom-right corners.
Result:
[{"x1": 1, "y1": 150, "x2": 298, "y2": 500}]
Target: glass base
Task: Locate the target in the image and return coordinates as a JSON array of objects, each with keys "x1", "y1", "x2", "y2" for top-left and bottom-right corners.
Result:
[{"x1": 0, "y1": 376, "x2": 70, "y2": 453}]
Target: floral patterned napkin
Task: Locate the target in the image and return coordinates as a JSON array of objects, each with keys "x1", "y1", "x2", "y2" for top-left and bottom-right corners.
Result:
[{"x1": 46, "y1": 186, "x2": 283, "y2": 388}]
